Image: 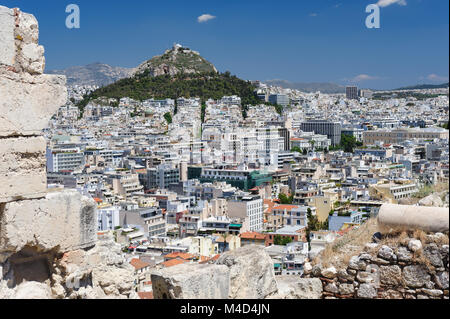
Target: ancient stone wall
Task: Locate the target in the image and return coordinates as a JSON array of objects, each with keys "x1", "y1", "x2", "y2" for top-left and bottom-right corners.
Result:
[
  {"x1": 152, "y1": 221, "x2": 448, "y2": 300},
  {"x1": 0, "y1": 5, "x2": 136, "y2": 299},
  {"x1": 304, "y1": 233, "x2": 449, "y2": 299}
]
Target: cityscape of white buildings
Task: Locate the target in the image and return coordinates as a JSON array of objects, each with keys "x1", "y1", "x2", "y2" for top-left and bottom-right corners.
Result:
[{"x1": 43, "y1": 82, "x2": 449, "y2": 291}]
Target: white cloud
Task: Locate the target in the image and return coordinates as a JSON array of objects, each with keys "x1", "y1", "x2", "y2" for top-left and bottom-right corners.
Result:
[
  {"x1": 376, "y1": 0, "x2": 407, "y2": 8},
  {"x1": 309, "y1": 13, "x2": 318, "y2": 17},
  {"x1": 197, "y1": 14, "x2": 216, "y2": 23},
  {"x1": 350, "y1": 74, "x2": 379, "y2": 82},
  {"x1": 427, "y1": 74, "x2": 449, "y2": 82}
]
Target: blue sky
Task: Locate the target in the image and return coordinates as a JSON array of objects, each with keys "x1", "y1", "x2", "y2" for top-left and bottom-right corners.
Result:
[{"x1": 2, "y1": 0, "x2": 449, "y2": 89}]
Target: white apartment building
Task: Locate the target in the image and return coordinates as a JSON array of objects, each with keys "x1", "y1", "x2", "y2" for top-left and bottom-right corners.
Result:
[
  {"x1": 46, "y1": 148, "x2": 85, "y2": 173},
  {"x1": 97, "y1": 205, "x2": 120, "y2": 231},
  {"x1": 228, "y1": 196, "x2": 263, "y2": 232}
]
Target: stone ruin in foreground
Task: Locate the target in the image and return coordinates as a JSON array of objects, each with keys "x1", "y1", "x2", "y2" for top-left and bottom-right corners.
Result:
[
  {"x1": 0, "y1": 5, "x2": 136, "y2": 299},
  {"x1": 0, "y1": 5, "x2": 448, "y2": 300},
  {"x1": 151, "y1": 204, "x2": 448, "y2": 300}
]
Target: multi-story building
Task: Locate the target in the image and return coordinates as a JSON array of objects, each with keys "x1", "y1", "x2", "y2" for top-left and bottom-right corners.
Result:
[
  {"x1": 346, "y1": 86, "x2": 359, "y2": 100},
  {"x1": 139, "y1": 163, "x2": 180, "y2": 191},
  {"x1": 190, "y1": 166, "x2": 272, "y2": 191},
  {"x1": 369, "y1": 181, "x2": 419, "y2": 203},
  {"x1": 271, "y1": 205, "x2": 312, "y2": 227},
  {"x1": 109, "y1": 172, "x2": 144, "y2": 197},
  {"x1": 301, "y1": 120, "x2": 342, "y2": 146},
  {"x1": 269, "y1": 94, "x2": 289, "y2": 107},
  {"x1": 360, "y1": 89, "x2": 373, "y2": 98},
  {"x1": 363, "y1": 127, "x2": 449, "y2": 145},
  {"x1": 228, "y1": 195, "x2": 264, "y2": 232},
  {"x1": 46, "y1": 147, "x2": 85, "y2": 172},
  {"x1": 265, "y1": 225, "x2": 307, "y2": 246},
  {"x1": 120, "y1": 207, "x2": 166, "y2": 238},
  {"x1": 97, "y1": 205, "x2": 121, "y2": 231}
]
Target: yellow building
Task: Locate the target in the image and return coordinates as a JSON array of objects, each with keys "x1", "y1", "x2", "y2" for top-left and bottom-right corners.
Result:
[
  {"x1": 310, "y1": 191, "x2": 340, "y2": 222},
  {"x1": 189, "y1": 236, "x2": 219, "y2": 257}
]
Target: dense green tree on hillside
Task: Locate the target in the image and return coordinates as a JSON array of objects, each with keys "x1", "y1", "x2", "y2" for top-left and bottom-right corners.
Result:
[
  {"x1": 77, "y1": 72, "x2": 266, "y2": 118},
  {"x1": 164, "y1": 112, "x2": 172, "y2": 124}
]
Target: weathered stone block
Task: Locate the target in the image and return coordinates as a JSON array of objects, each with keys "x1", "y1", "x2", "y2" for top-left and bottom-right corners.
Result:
[
  {"x1": 339, "y1": 283, "x2": 355, "y2": 295},
  {"x1": 0, "y1": 6, "x2": 15, "y2": 66},
  {"x1": 403, "y1": 265, "x2": 431, "y2": 288},
  {"x1": 272, "y1": 277, "x2": 323, "y2": 299},
  {"x1": 324, "y1": 282, "x2": 339, "y2": 294},
  {"x1": 151, "y1": 263, "x2": 230, "y2": 299},
  {"x1": 0, "y1": 190, "x2": 97, "y2": 262},
  {"x1": 216, "y1": 245, "x2": 278, "y2": 299},
  {"x1": 15, "y1": 10, "x2": 39, "y2": 45},
  {"x1": 357, "y1": 283, "x2": 377, "y2": 299},
  {"x1": 380, "y1": 265, "x2": 402, "y2": 286},
  {"x1": 0, "y1": 72, "x2": 67, "y2": 137},
  {"x1": 321, "y1": 266, "x2": 337, "y2": 279},
  {"x1": 0, "y1": 136, "x2": 47, "y2": 203}
]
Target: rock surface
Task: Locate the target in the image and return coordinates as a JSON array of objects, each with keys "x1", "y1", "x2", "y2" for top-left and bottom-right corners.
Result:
[
  {"x1": 0, "y1": 6, "x2": 15, "y2": 66},
  {"x1": 357, "y1": 283, "x2": 377, "y2": 299},
  {"x1": 271, "y1": 277, "x2": 323, "y2": 299},
  {"x1": 216, "y1": 245, "x2": 278, "y2": 299},
  {"x1": 0, "y1": 5, "x2": 137, "y2": 300},
  {"x1": 305, "y1": 227, "x2": 448, "y2": 299},
  {"x1": 0, "y1": 232, "x2": 137, "y2": 299},
  {"x1": 152, "y1": 263, "x2": 230, "y2": 299},
  {"x1": 0, "y1": 136, "x2": 47, "y2": 202},
  {"x1": 134, "y1": 44, "x2": 218, "y2": 77},
  {"x1": 0, "y1": 70, "x2": 67, "y2": 137},
  {"x1": 419, "y1": 194, "x2": 444, "y2": 207},
  {"x1": 0, "y1": 190, "x2": 97, "y2": 263},
  {"x1": 402, "y1": 265, "x2": 431, "y2": 288}
]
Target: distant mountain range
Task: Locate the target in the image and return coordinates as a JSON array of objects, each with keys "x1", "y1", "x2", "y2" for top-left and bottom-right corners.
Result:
[
  {"x1": 264, "y1": 79, "x2": 346, "y2": 94},
  {"x1": 47, "y1": 44, "x2": 218, "y2": 87},
  {"x1": 46, "y1": 63, "x2": 134, "y2": 87},
  {"x1": 393, "y1": 83, "x2": 449, "y2": 91},
  {"x1": 46, "y1": 58, "x2": 449, "y2": 94},
  {"x1": 265, "y1": 80, "x2": 449, "y2": 93}
]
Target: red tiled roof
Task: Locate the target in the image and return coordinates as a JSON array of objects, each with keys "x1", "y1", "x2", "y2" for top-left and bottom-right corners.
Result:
[
  {"x1": 137, "y1": 292, "x2": 154, "y2": 299},
  {"x1": 130, "y1": 258, "x2": 151, "y2": 271},
  {"x1": 273, "y1": 204, "x2": 299, "y2": 211},
  {"x1": 239, "y1": 231, "x2": 266, "y2": 240},
  {"x1": 162, "y1": 259, "x2": 187, "y2": 268},
  {"x1": 264, "y1": 199, "x2": 276, "y2": 213},
  {"x1": 164, "y1": 252, "x2": 195, "y2": 260},
  {"x1": 199, "y1": 254, "x2": 221, "y2": 265}
]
